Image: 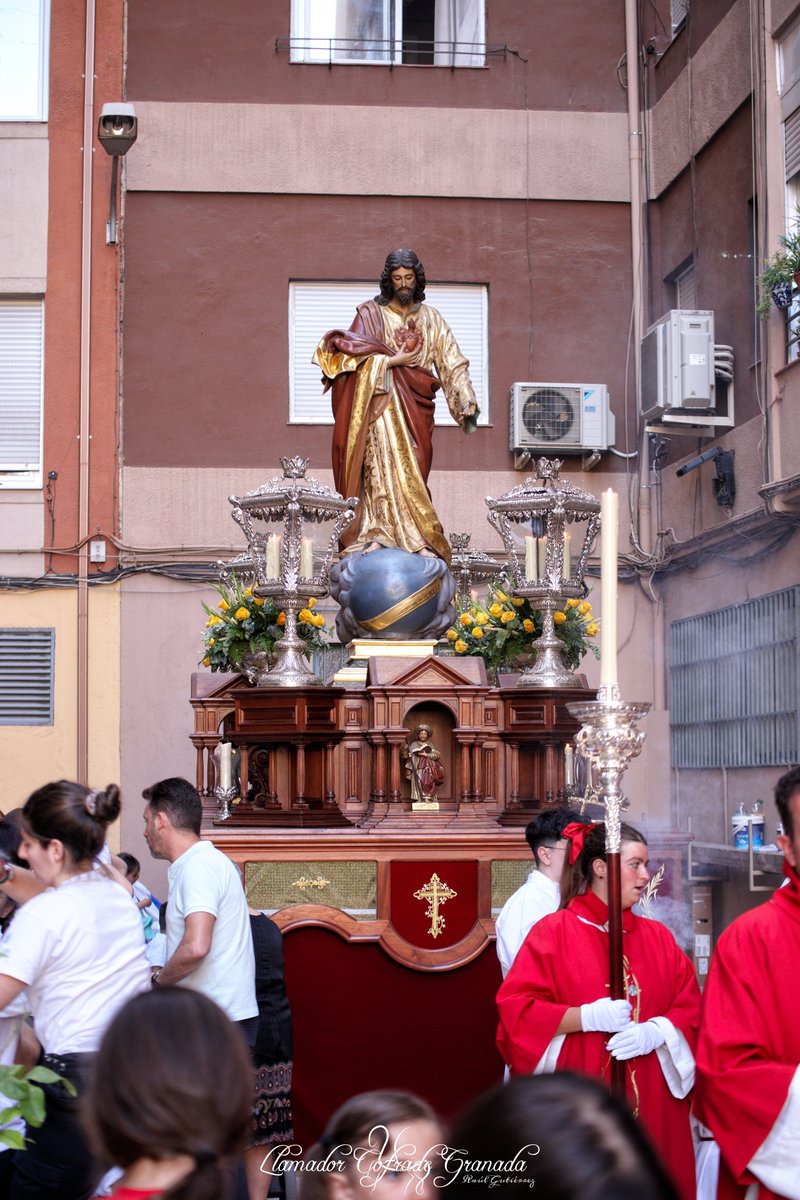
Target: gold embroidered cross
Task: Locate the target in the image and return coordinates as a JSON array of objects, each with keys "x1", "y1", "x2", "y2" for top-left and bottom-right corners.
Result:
[{"x1": 413, "y1": 873, "x2": 458, "y2": 939}]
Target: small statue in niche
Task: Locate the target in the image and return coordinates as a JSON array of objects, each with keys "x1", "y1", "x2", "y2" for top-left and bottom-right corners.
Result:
[{"x1": 403, "y1": 725, "x2": 445, "y2": 810}]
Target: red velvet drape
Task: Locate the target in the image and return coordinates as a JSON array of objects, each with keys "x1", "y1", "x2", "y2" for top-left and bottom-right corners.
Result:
[{"x1": 283, "y1": 927, "x2": 502, "y2": 1149}]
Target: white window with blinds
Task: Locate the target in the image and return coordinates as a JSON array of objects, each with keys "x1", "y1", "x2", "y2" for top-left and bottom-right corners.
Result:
[
  {"x1": 0, "y1": 300, "x2": 44, "y2": 489},
  {"x1": 290, "y1": 0, "x2": 485, "y2": 66},
  {"x1": 0, "y1": 0, "x2": 50, "y2": 120},
  {"x1": 0, "y1": 628, "x2": 54, "y2": 725},
  {"x1": 289, "y1": 281, "x2": 489, "y2": 425}
]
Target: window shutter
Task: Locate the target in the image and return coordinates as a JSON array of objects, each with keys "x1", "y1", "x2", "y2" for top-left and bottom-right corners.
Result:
[
  {"x1": 670, "y1": 586, "x2": 800, "y2": 768},
  {"x1": 671, "y1": 0, "x2": 688, "y2": 34},
  {"x1": 0, "y1": 628, "x2": 55, "y2": 725},
  {"x1": 0, "y1": 301, "x2": 44, "y2": 485},
  {"x1": 676, "y1": 264, "x2": 698, "y2": 311},
  {"x1": 289, "y1": 282, "x2": 488, "y2": 425},
  {"x1": 786, "y1": 108, "x2": 800, "y2": 180}
]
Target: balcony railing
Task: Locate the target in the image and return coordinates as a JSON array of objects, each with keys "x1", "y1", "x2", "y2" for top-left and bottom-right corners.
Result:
[{"x1": 275, "y1": 37, "x2": 508, "y2": 67}]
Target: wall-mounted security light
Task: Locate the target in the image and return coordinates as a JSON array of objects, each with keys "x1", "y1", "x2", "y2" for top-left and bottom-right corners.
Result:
[
  {"x1": 675, "y1": 446, "x2": 736, "y2": 508},
  {"x1": 97, "y1": 102, "x2": 138, "y2": 244}
]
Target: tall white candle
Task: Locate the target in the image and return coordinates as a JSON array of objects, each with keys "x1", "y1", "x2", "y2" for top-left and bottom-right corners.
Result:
[
  {"x1": 600, "y1": 489, "x2": 618, "y2": 689},
  {"x1": 300, "y1": 537, "x2": 314, "y2": 578},
  {"x1": 537, "y1": 536, "x2": 548, "y2": 579},
  {"x1": 563, "y1": 532, "x2": 572, "y2": 580},
  {"x1": 564, "y1": 743, "x2": 574, "y2": 787},
  {"x1": 219, "y1": 742, "x2": 232, "y2": 791},
  {"x1": 525, "y1": 536, "x2": 536, "y2": 579},
  {"x1": 266, "y1": 534, "x2": 281, "y2": 578}
]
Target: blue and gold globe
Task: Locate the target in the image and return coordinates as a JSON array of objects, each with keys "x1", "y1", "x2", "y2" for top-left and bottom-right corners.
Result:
[{"x1": 330, "y1": 547, "x2": 456, "y2": 642}]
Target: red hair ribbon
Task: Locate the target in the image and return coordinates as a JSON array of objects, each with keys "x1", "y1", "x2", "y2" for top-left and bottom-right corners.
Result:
[{"x1": 562, "y1": 821, "x2": 594, "y2": 865}]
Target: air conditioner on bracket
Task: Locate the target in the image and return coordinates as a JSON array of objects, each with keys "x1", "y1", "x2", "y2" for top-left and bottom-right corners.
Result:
[
  {"x1": 640, "y1": 310, "x2": 733, "y2": 430},
  {"x1": 509, "y1": 383, "x2": 615, "y2": 453}
]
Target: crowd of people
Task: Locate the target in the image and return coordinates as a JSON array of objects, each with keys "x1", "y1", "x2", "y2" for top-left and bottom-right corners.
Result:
[{"x1": 0, "y1": 766, "x2": 797, "y2": 1200}]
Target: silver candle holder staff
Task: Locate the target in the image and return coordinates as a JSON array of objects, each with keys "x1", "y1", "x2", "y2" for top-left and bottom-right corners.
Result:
[
  {"x1": 229, "y1": 457, "x2": 356, "y2": 687},
  {"x1": 566, "y1": 487, "x2": 651, "y2": 1099},
  {"x1": 485, "y1": 459, "x2": 601, "y2": 688}
]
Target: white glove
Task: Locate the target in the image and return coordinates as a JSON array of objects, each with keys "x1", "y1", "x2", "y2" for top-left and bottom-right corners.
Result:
[
  {"x1": 607, "y1": 1019, "x2": 666, "y2": 1060},
  {"x1": 580, "y1": 997, "x2": 632, "y2": 1033}
]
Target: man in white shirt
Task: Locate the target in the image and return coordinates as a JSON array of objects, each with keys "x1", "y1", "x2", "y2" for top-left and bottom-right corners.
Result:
[
  {"x1": 495, "y1": 808, "x2": 579, "y2": 977},
  {"x1": 142, "y1": 777, "x2": 257, "y2": 1035}
]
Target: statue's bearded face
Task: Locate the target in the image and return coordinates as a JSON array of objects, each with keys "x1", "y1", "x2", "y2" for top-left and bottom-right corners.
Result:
[{"x1": 390, "y1": 266, "x2": 416, "y2": 306}]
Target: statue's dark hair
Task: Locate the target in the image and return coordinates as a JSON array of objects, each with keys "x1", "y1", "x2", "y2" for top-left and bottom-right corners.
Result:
[{"x1": 376, "y1": 248, "x2": 426, "y2": 305}]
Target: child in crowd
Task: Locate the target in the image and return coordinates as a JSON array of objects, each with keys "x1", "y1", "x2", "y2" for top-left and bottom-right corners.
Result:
[
  {"x1": 119, "y1": 852, "x2": 158, "y2": 944},
  {"x1": 85, "y1": 988, "x2": 252, "y2": 1200}
]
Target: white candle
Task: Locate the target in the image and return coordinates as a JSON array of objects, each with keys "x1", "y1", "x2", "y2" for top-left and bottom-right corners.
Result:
[
  {"x1": 600, "y1": 489, "x2": 618, "y2": 689},
  {"x1": 266, "y1": 534, "x2": 282, "y2": 578},
  {"x1": 300, "y1": 537, "x2": 314, "y2": 578},
  {"x1": 537, "y1": 536, "x2": 548, "y2": 579},
  {"x1": 563, "y1": 532, "x2": 572, "y2": 580},
  {"x1": 219, "y1": 742, "x2": 232, "y2": 791},
  {"x1": 564, "y1": 743, "x2": 574, "y2": 787},
  {"x1": 525, "y1": 535, "x2": 536, "y2": 579}
]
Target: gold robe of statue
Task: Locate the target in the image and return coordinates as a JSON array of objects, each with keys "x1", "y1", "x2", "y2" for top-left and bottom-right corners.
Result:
[{"x1": 314, "y1": 299, "x2": 478, "y2": 565}]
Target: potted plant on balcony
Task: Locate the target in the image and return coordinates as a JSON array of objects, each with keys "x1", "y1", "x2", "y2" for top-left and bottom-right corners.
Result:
[{"x1": 756, "y1": 219, "x2": 800, "y2": 317}]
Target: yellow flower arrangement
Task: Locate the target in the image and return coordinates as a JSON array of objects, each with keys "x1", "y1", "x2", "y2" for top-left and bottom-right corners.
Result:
[
  {"x1": 200, "y1": 579, "x2": 326, "y2": 674},
  {"x1": 445, "y1": 579, "x2": 599, "y2": 673}
]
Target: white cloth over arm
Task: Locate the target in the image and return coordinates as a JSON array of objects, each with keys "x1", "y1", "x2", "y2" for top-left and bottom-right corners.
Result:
[
  {"x1": 747, "y1": 1065, "x2": 800, "y2": 1199},
  {"x1": 495, "y1": 871, "x2": 560, "y2": 976}
]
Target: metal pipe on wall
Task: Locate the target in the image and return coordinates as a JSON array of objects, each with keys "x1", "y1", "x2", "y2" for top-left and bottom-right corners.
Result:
[
  {"x1": 77, "y1": 0, "x2": 97, "y2": 784},
  {"x1": 624, "y1": 0, "x2": 651, "y2": 557}
]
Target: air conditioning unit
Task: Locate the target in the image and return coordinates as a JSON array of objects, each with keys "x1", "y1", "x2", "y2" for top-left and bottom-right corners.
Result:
[
  {"x1": 509, "y1": 383, "x2": 615, "y2": 453},
  {"x1": 641, "y1": 310, "x2": 732, "y2": 430}
]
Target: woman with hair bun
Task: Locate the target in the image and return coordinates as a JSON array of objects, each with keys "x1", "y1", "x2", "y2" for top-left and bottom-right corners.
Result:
[
  {"x1": 85, "y1": 988, "x2": 252, "y2": 1200},
  {"x1": 496, "y1": 821, "x2": 701, "y2": 1200},
  {"x1": 0, "y1": 779, "x2": 150, "y2": 1200}
]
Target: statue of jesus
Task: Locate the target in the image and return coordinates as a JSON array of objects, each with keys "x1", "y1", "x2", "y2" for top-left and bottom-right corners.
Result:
[{"x1": 313, "y1": 249, "x2": 479, "y2": 566}]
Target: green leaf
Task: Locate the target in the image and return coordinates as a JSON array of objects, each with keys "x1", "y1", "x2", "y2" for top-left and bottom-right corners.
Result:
[
  {"x1": 0, "y1": 1129, "x2": 26, "y2": 1150},
  {"x1": 25, "y1": 1066, "x2": 66, "y2": 1085}
]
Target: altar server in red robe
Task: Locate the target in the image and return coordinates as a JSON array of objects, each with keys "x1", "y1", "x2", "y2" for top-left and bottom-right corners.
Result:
[
  {"x1": 696, "y1": 765, "x2": 800, "y2": 1200},
  {"x1": 496, "y1": 821, "x2": 701, "y2": 1200}
]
